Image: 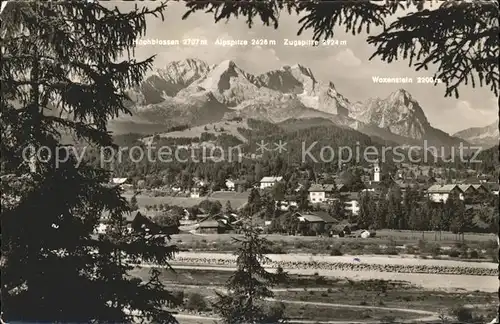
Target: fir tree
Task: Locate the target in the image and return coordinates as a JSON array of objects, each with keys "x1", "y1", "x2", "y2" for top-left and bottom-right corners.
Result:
[
  {"x1": 328, "y1": 199, "x2": 345, "y2": 220},
  {"x1": 213, "y1": 222, "x2": 288, "y2": 324},
  {"x1": 357, "y1": 192, "x2": 374, "y2": 229},
  {"x1": 130, "y1": 194, "x2": 139, "y2": 211},
  {"x1": 1, "y1": 2, "x2": 179, "y2": 323},
  {"x1": 248, "y1": 188, "x2": 261, "y2": 214},
  {"x1": 225, "y1": 200, "x2": 233, "y2": 214}
]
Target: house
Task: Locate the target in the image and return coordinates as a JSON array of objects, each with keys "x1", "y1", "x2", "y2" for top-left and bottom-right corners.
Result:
[
  {"x1": 190, "y1": 190, "x2": 200, "y2": 198},
  {"x1": 226, "y1": 179, "x2": 246, "y2": 192},
  {"x1": 276, "y1": 200, "x2": 298, "y2": 211},
  {"x1": 98, "y1": 210, "x2": 179, "y2": 235},
  {"x1": 295, "y1": 214, "x2": 327, "y2": 236},
  {"x1": 394, "y1": 179, "x2": 421, "y2": 192},
  {"x1": 343, "y1": 192, "x2": 360, "y2": 216},
  {"x1": 295, "y1": 211, "x2": 337, "y2": 235},
  {"x1": 345, "y1": 200, "x2": 360, "y2": 215},
  {"x1": 416, "y1": 175, "x2": 437, "y2": 185},
  {"x1": 483, "y1": 182, "x2": 499, "y2": 195},
  {"x1": 260, "y1": 176, "x2": 283, "y2": 189},
  {"x1": 112, "y1": 177, "x2": 129, "y2": 185},
  {"x1": 463, "y1": 174, "x2": 492, "y2": 184},
  {"x1": 111, "y1": 177, "x2": 133, "y2": 190},
  {"x1": 426, "y1": 184, "x2": 464, "y2": 203},
  {"x1": 294, "y1": 183, "x2": 304, "y2": 192},
  {"x1": 225, "y1": 179, "x2": 236, "y2": 191},
  {"x1": 198, "y1": 219, "x2": 231, "y2": 234},
  {"x1": 471, "y1": 184, "x2": 490, "y2": 195},
  {"x1": 458, "y1": 184, "x2": 477, "y2": 201},
  {"x1": 308, "y1": 184, "x2": 335, "y2": 203},
  {"x1": 296, "y1": 211, "x2": 337, "y2": 224},
  {"x1": 331, "y1": 222, "x2": 358, "y2": 237}
]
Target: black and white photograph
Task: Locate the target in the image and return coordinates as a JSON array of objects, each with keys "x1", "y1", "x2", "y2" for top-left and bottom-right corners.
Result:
[{"x1": 1, "y1": 1, "x2": 499, "y2": 324}]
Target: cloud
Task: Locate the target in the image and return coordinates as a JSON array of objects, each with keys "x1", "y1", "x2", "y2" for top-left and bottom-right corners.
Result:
[
  {"x1": 333, "y1": 48, "x2": 362, "y2": 67},
  {"x1": 439, "y1": 100, "x2": 498, "y2": 132}
]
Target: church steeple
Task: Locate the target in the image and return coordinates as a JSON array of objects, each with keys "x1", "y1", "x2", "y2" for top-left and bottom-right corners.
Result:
[{"x1": 373, "y1": 163, "x2": 380, "y2": 182}]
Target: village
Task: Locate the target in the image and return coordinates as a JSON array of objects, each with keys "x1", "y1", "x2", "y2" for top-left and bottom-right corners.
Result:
[{"x1": 98, "y1": 163, "x2": 499, "y2": 240}]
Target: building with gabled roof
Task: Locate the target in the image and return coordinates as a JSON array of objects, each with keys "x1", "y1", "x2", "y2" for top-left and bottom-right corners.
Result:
[
  {"x1": 260, "y1": 176, "x2": 283, "y2": 189},
  {"x1": 458, "y1": 184, "x2": 476, "y2": 194},
  {"x1": 471, "y1": 184, "x2": 490, "y2": 195},
  {"x1": 308, "y1": 183, "x2": 346, "y2": 203},
  {"x1": 426, "y1": 184, "x2": 464, "y2": 203}
]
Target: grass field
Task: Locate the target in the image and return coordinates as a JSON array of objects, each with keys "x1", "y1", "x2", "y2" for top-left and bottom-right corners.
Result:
[
  {"x1": 172, "y1": 232, "x2": 496, "y2": 245},
  {"x1": 371, "y1": 229, "x2": 495, "y2": 243},
  {"x1": 122, "y1": 193, "x2": 248, "y2": 209},
  {"x1": 169, "y1": 232, "x2": 498, "y2": 264},
  {"x1": 142, "y1": 119, "x2": 250, "y2": 143},
  {"x1": 130, "y1": 268, "x2": 497, "y2": 323}
]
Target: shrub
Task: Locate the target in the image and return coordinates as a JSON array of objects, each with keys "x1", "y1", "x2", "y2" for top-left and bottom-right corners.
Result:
[
  {"x1": 266, "y1": 245, "x2": 287, "y2": 254},
  {"x1": 384, "y1": 239, "x2": 398, "y2": 255},
  {"x1": 479, "y1": 239, "x2": 497, "y2": 251},
  {"x1": 448, "y1": 249, "x2": 460, "y2": 258},
  {"x1": 417, "y1": 239, "x2": 427, "y2": 252},
  {"x1": 364, "y1": 244, "x2": 382, "y2": 254},
  {"x1": 172, "y1": 290, "x2": 185, "y2": 306},
  {"x1": 405, "y1": 245, "x2": 417, "y2": 254},
  {"x1": 186, "y1": 293, "x2": 207, "y2": 311},
  {"x1": 460, "y1": 250, "x2": 469, "y2": 259},
  {"x1": 450, "y1": 306, "x2": 474, "y2": 323},
  {"x1": 486, "y1": 248, "x2": 499, "y2": 262},
  {"x1": 384, "y1": 247, "x2": 399, "y2": 255},
  {"x1": 314, "y1": 275, "x2": 326, "y2": 285},
  {"x1": 265, "y1": 302, "x2": 286, "y2": 323},
  {"x1": 329, "y1": 248, "x2": 343, "y2": 256},
  {"x1": 469, "y1": 250, "x2": 479, "y2": 259},
  {"x1": 380, "y1": 315, "x2": 395, "y2": 323},
  {"x1": 429, "y1": 243, "x2": 441, "y2": 257}
]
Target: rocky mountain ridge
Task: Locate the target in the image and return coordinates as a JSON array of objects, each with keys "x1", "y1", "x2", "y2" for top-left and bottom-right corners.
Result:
[
  {"x1": 111, "y1": 58, "x2": 470, "y2": 150},
  {"x1": 453, "y1": 120, "x2": 499, "y2": 148}
]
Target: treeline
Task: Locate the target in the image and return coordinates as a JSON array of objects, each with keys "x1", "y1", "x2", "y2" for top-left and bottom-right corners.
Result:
[
  {"x1": 96, "y1": 120, "x2": 498, "y2": 189},
  {"x1": 253, "y1": 188, "x2": 499, "y2": 237},
  {"x1": 355, "y1": 188, "x2": 498, "y2": 235}
]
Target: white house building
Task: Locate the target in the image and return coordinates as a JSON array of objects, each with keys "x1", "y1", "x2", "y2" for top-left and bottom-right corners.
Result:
[
  {"x1": 225, "y1": 179, "x2": 236, "y2": 191},
  {"x1": 111, "y1": 177, "x2": 132, "y2": 190},
  {"x1": 426, "y1": 184, "x2": 464, "y2": 203},
  {"x1": 308, "y1": 184, "x2": 335, "y2": 203},
  {"x1": 345, "y1": 200, "x2": 360, "y2": 215},
  {"x1": 260, "y1": 176, "x2": 283, "y2": 189}
]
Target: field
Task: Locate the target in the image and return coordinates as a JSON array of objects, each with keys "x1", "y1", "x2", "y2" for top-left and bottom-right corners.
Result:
[
  {"x1": 123, "y1": 192, "x2": 248, "y2": 209},
  {"x1": 142, "y1": 119, "x2": 250, "y2": 143},
  {"x1": 364, "y1": 229, "x2": 495, "y2": 243},
  {"x1": 130, "y1": 267, "x2": 498, "y2": 323},
  {"x1": 170, "y1": 232, "x2": 498, "y2": 262},
  {"x1": 171, "y1": 232, "x2": 495, "y2": 245}
]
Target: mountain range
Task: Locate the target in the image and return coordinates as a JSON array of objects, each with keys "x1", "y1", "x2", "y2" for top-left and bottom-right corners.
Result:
[
  {"x1": 453, "y1": 120, "x2": 499, "y2": 148},
  {"x1": 109, "y1": 58, "x2": 497, "y2": 151}
]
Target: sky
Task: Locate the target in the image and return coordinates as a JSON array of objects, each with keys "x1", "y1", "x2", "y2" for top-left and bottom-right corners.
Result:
[{"x1": 115, "y1": 1, "x2": 497, "y2": 134}]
